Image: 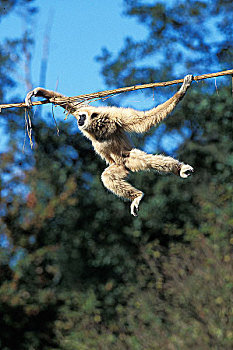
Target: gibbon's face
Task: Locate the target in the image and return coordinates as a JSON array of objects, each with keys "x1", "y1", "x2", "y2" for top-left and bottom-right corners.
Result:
[
  {"x1": 77, "y1": 111, "x2": 90, "y2": 129},
  {"x1": 77, "y1": 109, "x2": 99, "y2": 130},
  {"x1": 77, "y1": 112, "x2": 88, "y2": 128}
]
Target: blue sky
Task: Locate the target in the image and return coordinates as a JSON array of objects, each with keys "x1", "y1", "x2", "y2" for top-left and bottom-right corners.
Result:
[{"x1": 1, "y1": 0, "x2": 148, "y2": 99}]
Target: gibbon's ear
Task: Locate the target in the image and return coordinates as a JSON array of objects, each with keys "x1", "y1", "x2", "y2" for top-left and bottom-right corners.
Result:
[{"x1": 91, "y1": 112, "x2": 99, "y2": 119}]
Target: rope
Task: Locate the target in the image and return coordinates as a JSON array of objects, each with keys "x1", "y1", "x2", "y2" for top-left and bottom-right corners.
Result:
[{"x1": 0, "y1": 69, "x2": 232, "y2": 111}]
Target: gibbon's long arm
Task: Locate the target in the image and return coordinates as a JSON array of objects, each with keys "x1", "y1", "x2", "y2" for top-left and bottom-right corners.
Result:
[{"x1": 118, "y1": 75, "x2": 193, "y2": 133}]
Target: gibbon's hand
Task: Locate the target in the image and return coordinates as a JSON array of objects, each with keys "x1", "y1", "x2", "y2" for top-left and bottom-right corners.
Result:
[
  {"x1": 180, "y1": 74, "x2": 193, "y2": 93},
  {"x1": 25, "y1": 87, "x2": 58, "y2": 108},
  {"x1": 25, "y1": 90, "x2": 36, "y2": 108},
  {"x1": 180, "y1": 164, "x2": 194, "y2": 178},
  {"x1": 184, "y1": 74, "x2": 194, "y2": 85},
  {"x1": 25, "y1": 88, "x2": 46, "y2": 108}
]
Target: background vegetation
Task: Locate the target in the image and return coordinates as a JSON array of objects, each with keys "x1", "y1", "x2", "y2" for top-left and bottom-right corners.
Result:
[{"x1": 0, "y1": 1, "x2": 232, "y2": 349}]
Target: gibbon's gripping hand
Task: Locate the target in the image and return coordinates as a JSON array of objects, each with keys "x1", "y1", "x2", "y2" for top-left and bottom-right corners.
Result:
[
  {"x1": 25, "y1": 88, "x2": 42, "y2": 108},
  {"x1": 25, "y1": 87, "x2": 57, "y2": 108},
  {"x1": 179, "y1": 74, "x2": 194, "y2": 94},
  {"x1": 180, "y1": 164, "x2": 194, "y2": 178}
]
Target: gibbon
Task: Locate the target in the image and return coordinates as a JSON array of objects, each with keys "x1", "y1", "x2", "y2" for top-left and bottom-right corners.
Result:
[{"x1": 25, "y1": 74, "x2": 194, "y2": 216}]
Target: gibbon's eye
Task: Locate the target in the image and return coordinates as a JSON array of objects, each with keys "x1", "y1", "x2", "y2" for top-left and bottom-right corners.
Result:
[
  {"x1": 78, "y1": 114, "x2": 86, "y2": 126},
  {"x1": 91, "y1": 112, "x2": 99, "y2": 119}
]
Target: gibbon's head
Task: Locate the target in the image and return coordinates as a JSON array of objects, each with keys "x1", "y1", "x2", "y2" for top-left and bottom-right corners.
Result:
[{"x1": 75, "y1": 107, "x2": 99, "y2": 130}]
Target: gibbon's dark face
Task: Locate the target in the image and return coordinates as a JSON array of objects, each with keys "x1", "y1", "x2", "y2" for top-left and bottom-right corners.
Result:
[
  {"x1": 77, "y1": 111, "x2": 99, "y2": 129},
  {"x1": 78, "y1": 113, "x2": 87, "y2": 127}
]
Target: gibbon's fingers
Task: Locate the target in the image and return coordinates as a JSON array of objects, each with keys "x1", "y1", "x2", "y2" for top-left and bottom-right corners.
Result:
[
  {"x1": 25, "y1": 90, "x2": 36, "y2": 108},
  {"x1": 130, "y1": 194, "x2": 144, "y2": 217},
  {"x1": 25, "y1": 87, "x2": 63, "y2": 108},
  {"x1": 25, "y1": 88, "x2": 45, "y2": 108},
  {"x1": 180, "y1": 164, "x2": 194, "y2": 178},
  {"x1": 184, "y1": 74, "x2": 194, "y2": 85},
  {"x1": 180, "y1": 74, "x2": 193, "y2": 93}
]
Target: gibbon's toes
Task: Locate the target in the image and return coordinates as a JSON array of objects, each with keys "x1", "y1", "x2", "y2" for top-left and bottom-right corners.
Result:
[
  {"x1": 180, "y1": 164, "x2": 194, "y2": 178},
  {"x1": 130, "y1": 194, "x2": 144, "y2": 217}
]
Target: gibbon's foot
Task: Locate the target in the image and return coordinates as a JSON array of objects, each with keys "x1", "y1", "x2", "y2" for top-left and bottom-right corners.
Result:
[
  {"x1": 180, "y1": 74, "x2": 193, "y2": 93},
  {"x1": 130, "y1": 193, "x2": 144, "y2": 217},
  {"x1": 180, "y1": 164, "x2": 194, "y2": 178}
]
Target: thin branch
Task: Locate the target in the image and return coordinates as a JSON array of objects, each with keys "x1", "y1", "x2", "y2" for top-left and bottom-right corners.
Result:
[
  {"x1": 51, "y1": 104, "x2": 60, "y2": 136},
  {"x1": 24, "y1": 109, "x2": 33, "y2": 148},
  {"x1": 0, "y1": 69, "x2": 232, "y2": 111}
]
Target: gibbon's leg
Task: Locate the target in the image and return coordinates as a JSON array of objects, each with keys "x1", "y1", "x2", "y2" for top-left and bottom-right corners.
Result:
[
  {"x1": 124, "y1": 149, "x2": 194, "y2": 178},
  {"x1": 101, "y1": 164, "x2": 144, "y2": 217}
]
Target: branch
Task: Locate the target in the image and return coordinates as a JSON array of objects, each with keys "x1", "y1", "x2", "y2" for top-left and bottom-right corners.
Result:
[{"x1": 0, "y1": 69, "x2": 232, "y2": 111}]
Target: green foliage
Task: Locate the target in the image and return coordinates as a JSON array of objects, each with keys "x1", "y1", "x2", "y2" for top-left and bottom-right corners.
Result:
[{"x1": 104, "y1": 238, "x2": 233, "y2": 350}]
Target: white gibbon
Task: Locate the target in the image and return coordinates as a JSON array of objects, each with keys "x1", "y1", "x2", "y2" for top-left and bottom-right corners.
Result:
[{"x1": 25, "y1": 74, "x2": 194, "y2": 216}]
